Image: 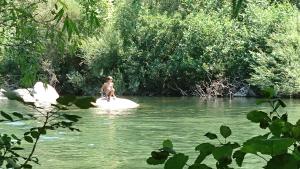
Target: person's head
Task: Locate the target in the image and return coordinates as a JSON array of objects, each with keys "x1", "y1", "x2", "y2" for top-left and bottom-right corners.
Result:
[{"x1": 106, "y1": 76, "x2": 113, "y2": 82}]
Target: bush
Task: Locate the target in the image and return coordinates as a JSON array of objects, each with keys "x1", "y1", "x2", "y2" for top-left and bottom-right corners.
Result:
[{"x1": 248, "y1": 5, "x2": 300, "y2": 95}]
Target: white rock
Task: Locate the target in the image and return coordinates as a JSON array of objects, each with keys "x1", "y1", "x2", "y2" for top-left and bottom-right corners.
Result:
[
  {"x1": 32, "y1": 82, "x2": 59, "y2": 105},
  {"x1": 0, "y1": 89, "x2": 7, "y2": 100},
  {"x1": 233, "y1": 86, "x2": 256, "y2": 97},
  {"x1": 13, "y1": 88, "x2": 35, "y2": 103},
  {"x1": 92, "y1": 97, "x2": 139, "y2": 110}
]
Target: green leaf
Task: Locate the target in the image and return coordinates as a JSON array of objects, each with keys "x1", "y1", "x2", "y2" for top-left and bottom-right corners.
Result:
[
  {"x1": 11, "y1": 134, "x2": 20, "y2": 140},
  {"x1": 259, "y1": 120, "x2": 269, "y2": 129},
  {"x1": 247, "y1": 110, "x2": 270, "y2": 123},
  {"x1": 38, "y1": 127, "x2": 47, "y2": 135},
  {"x1": 74, "y1": 96, "x2": 96, "y2": 109},
  {"x1": 54, "y1": 8, "x2": 64, "y2": 25},
  {"x1": 24, "y1": 136, "x2": 34, "y2": 143},
  {"x1": 212, "y1": 145, "x2": 233, "y2": 161},
  {"x1": 281, "y1": 113, "x2": 288, "y2": 122},
  {"x1": 11, "y1": 147, "x2": 24, "y2": 150},
  {"x1": 69, "y1": 19, "x2": 79, "y2": 35},
  {"x1": 151, "y1": 151, "x2": 169, "y2": 160},
  {"x1": 227, "y1": 142, "x2": 240, "y2": 149},
  {"x1": 277, "y1": 99, "x2": 286, "y2": 108},
  {"x1": 241, "y1": 137, "x2": 295, "y2": 156},
  {"x1": 164, "y1": 153, "x2": 188, "y2": 169},
  {"x1": 30, "y1": 131, "x2": 39, "y2": 139},
  {"x1": 262, "y1": 87, "x2": 277, "y2": 98},
  {"x1": 269, "y1": 119, "x2": 285, "y2": 137},
  {"x1": 292, "y1": 148, "x2": 300, "y2": 160},
  {"x1": 232, "y1": 0, "x2": 245, "y2": 18},
  {"x1": 204, "y1": 132, "x2": 218, "y2": 140},
  {"x1": 233, "y1": 150, "x2": 246, "y2": 167},
  {"x1": 188, "y1": 164, "x2": 212, "y2": 169},
  {"x1": 265, "y1": 154, "x2": 297, "y2": 169},
  {"x1": 1, "y1": 111, "x2": 13, "y2": 121},
  {"x1": 292, "y1": 126, "x2": 300, "y2": 140},
  {"x1": 62, "y1": 114, "x2": 81, "y2": 122},
  {"x1": 220, "y1": 125, "x2": 231, "y2": 138},
  {"x1": 12, "y1": 112, "x2": 23, "y2": 119},
  {"x1": 195, "y1": 143, "x2": 215, "y2": 154},
  {"x1": 147, "y1": 157, "x2": 166, "y2": 165},
  {"x1": 194, "y1": 143, "x2": 215, "y2": 163},
  {"x1": 22, "y1": 164, "x2": 33, "y2": 169},
  {"x1": 272, "y1": 99, "x2": 286, "y2": 112},
  {"x1": 163, "y1": 140, "x2": 173, "y2": 149},
  {"x1": 57, "y1": 0, "x2": 68, "y2": 8}
]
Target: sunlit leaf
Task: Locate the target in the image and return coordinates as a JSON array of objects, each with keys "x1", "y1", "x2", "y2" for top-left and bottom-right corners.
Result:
[
  {"x1": 269, "y1": 119, "x2": 285, "y2": 137},
  {"x1": 163, "y1": 140, "x2": 173, "y2": 149},
  {"x1": 247, "y1": 110, "x2": 270, "y2": 123},
  {"x1": 241, "y1": 137, "x2": 295, "y2": 156}
]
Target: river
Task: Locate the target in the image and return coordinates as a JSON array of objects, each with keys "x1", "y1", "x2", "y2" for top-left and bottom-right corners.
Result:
[{"x1": 0, "y1": 97, "x2": 299, "y2": 169}]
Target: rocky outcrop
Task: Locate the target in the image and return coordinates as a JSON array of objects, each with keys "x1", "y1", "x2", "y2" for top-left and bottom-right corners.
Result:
[
  {"x1": 13, "y1": 88, "x2": 35, "y2": 103},
  {"x1": 92, "y1": 97, "x2": 139, "y2": 110},
  {"x1": 233, "y1": 86, "x2": 256, "y2": 97},
  {"x1": 32, "y1": 82, "x2": 59, "y2": 104},
  {"x1": 0, "y1": 89, "x2": 7, "y2": 100},
  {"x1": 8, "y1": 82, "x2": 59, "y2": 107}
]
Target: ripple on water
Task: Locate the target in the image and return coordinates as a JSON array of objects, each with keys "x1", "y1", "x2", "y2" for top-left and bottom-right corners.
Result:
[{"x1": 1, "y1": 97, "x2": 300, "y2": 169}]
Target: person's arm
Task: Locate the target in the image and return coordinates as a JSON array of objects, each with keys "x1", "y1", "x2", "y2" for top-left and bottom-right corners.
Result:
[{"x1": 100, "y1": 83, "x2": 105, "y2": 93}]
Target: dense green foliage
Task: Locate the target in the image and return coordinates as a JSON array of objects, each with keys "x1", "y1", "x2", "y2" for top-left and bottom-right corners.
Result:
[
  {"x1": 0, "y1": 0, "x2": 299, "y2": 96},
  {"x1": 147, "y1": 89, "x2": 300, "y2": 168}
]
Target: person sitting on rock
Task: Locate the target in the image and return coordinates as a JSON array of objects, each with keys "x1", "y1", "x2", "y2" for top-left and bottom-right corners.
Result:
[{"x1": 100, "y1": 76, "x2": 116, "y2": 102}]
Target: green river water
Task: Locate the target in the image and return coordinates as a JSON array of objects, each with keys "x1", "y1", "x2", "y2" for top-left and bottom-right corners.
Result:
[{"x1": 0, "y1": 97, "x2": 299, "y2": 169}]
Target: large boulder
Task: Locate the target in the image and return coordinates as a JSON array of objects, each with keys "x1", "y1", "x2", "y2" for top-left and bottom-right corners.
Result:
[
  {"x1": 10, "y1": 82, "x2": 59, "y2": 108},
  {"x1": 0, "y1": 89, "x2": 7, "y2": 100},
  {"x1": 13, "y1": 88, "x2": 35, "y2": 103},
  {"x1": 92, "y1": 97, "x2": 139, "y2": 110},
  {"x1": 32, "y1": 82, "x2": 59, "y2": 104}
]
